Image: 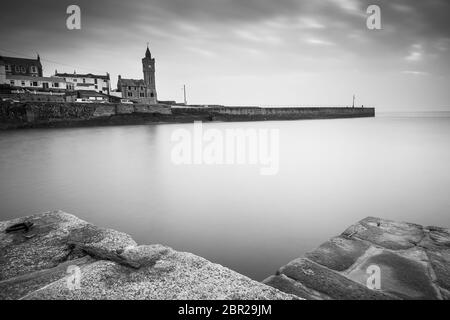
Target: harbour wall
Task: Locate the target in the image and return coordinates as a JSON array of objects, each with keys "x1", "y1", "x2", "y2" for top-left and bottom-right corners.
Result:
[
  {"x1": 181, "y1": 106, "x2": 375, "y2": 121},
  {"x1": 0, "y1": 102, "x2": 172, "y2": 129},
  {"x1": 0, "y1": 101, "x2": 375, "y2": 129}
]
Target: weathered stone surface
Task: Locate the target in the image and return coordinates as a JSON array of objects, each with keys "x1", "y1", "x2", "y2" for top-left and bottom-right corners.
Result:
[
  {"x1": 0, "y1": 211, "x2": 89, "y2": 281},
  {"x1": 419, "y1": 226, "x2": 450, "y2": 250},
  {"x1": 427, "y1": 250, "x2": 450, "y2": 292},
  {"x1": 4, "y1": 213, "x2": 448, "y2": 300},
  {"x1": 427, "y1": 227, "x2": 450, "y2": 246},
  {"x1": 0, "y1": 257, "x2": 95, "y2": 300},
  {"x1": 0, "y1": 211, "x2": 137, "y2": 282},
  {"x1": 263, "y1": 274, "x2": 325, "y2": 300},
  {"x1": 305, "y1": 236, "x2": 370, "y2": 272},
  {"x1": 345, "y1": 217, "x2": 424, "y2": 250},
  {"x1": 23, "y1": 251, "x2": 296, "y2": 300},
  {"x1": 0, "y1": 211, "x2": 296, "y2": 300},
  {"x1": 265, "y1": 217, "x2": 450, "y2": 300},
  {"x1": 118, "y1": 244, "x2": 170, "y2": 268},
  {"x1": 67, "y1": 223, "x2": 137, "y2": 264},
  {"x1": 346, "y1": 247, "x2": 439, "y2": 300},
  {"x1": 278, "y1": 258, "x2": 394, "y2": 300}
]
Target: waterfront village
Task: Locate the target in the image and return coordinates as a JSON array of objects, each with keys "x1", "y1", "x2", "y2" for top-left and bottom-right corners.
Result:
[
  {"x1": 0, "y1": 46, "x2": 375, "y2": 129},
  {"x1": 0, "y1": 46, "x2": 180, "y2": 106}
]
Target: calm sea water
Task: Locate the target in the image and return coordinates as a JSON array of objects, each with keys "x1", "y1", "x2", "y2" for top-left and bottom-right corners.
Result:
[{"x1": 1, "y1": 112, "x2": 449, "y2": 280}]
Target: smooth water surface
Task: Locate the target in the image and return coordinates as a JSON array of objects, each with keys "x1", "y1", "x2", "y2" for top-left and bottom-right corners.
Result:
[{"x1": 1, "y1": 112, "x2": 449, "y2": 280}]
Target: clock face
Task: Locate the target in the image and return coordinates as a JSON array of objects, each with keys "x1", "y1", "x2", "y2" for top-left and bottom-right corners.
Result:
[{"x1": 148, "y1": 65, "x2": 152, "y2": 69}]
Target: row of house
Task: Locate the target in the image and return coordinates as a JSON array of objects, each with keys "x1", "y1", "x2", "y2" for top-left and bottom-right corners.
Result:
[{"x1": 0, "y1": 46, "x2": 158, "y2": 104}]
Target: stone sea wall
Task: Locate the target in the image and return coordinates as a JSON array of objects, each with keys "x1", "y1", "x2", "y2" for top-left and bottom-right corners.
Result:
[
  {"x1": 0, "y1": 101, "x2": 375, "y2": 129},
  {"x1": 214, "y1": 106, "x2": 374, "y2": 119},
  {"x1": 0, "y1": 101, "x2": 172, "y2": 129},
  {"x1": 173, "y1": 106, "x2": 375, "y2": 121}
]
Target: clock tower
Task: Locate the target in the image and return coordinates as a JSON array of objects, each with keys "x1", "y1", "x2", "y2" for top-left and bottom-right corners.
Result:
[{"x1": 142, "y1": 45, "x2": 157, "y2": 103}]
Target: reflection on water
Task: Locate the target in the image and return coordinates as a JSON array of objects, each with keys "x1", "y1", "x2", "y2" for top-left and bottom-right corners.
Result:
[{"x1": 1, "y1": 112, "x2": 450, "y2": 280}]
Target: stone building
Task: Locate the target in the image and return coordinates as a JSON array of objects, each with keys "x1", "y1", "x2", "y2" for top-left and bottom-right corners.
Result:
[
  {"x1": 0, "y1": 54, "x2": 43, "y2": 77},
  {"x1": 117, "y1": 46, "x2": 157, "y2": 104},
  {"x1": 0, "y1": 54, "x2": 72, "y2": 93}
]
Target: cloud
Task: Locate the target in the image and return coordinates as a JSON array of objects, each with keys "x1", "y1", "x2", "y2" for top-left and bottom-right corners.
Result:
[
  {"x1": 186, "y1": 47, "x2": 215, "y2": 57},
  {"x1": 405, "y1": 44, "x2": 424, "y2": 62},
  {"x1": 402, "y1": 70, "x2": 429, "y2": 76},
  {"x1": 305, "y1": 38, "x2": 335, "y2": 46},
  {"x1": 0, "y1": 0, "x2": 449, "y2": 108},
  {"x1": 298, "y1": 17, "x2": 326, "y2": 29}
]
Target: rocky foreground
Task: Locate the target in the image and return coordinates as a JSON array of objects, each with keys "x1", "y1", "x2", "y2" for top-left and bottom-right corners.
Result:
[
  {"x1": 2, "y1": 212, "x2": 449, "y2": 300},
  {"x1": 264, "y1": 217, "x2": 450, "y2": 300},
  {"x1": 0, "y1": 211, "x2": 296, "y2": 300}
]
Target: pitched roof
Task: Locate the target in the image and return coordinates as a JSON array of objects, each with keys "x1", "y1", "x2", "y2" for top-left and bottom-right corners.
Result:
[
  {"x1": 0, "y1": 56, "x2": 41, "y2": 67},
  {"x1": 145, "y1": 46, "x2": 151, "y2": 58},
  {"x1": 6, "y1": 75, "x2": 67, "y2": 82},
  {"x1": 77, "y1": 90, "x2": 108, "y2": 97},
  {"x1": 118, "y1": 78, "x2": 146, "y2": 86},
  {"x1": 55, "y1": 72, "x2": 110, "y2": 80}
]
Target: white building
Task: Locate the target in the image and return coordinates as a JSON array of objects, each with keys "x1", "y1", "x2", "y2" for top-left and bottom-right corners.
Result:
[
  {"x1": 55, "y1": 72, "x2": 110, "y2": 95},
  {"x1": 6, "y1": 75, "x2": 72, "y2": 91}
]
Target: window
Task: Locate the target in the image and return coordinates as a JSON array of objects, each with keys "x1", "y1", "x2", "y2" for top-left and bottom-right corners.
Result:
[
  {"x1": 95, "y1": 85, "x2": 98, "y2": 89},
  {"x1": 5, "y1": 64, "x2": 11, "y2": 72},
  {"x1": 9, "y1": 80, "x2": 15, "y2": 86},
  {"x1": 53, "y1": 83, "x2": 59, "y2": 88},
  {"x1": 127, "y1": 92, "x2": 132, "y2": 97},
  {"x1": 21, "y1": 66, "x2": 26, "y2": 73},
  {"x1": 83, "y1": 78, "x2": 86, "y2": 83},
  {"x1": 94, "y1": 79, "x2": 98, "y2": 84},
  {"x1": 32, "y1": 81, "x2": 38, "y2": 87},
  {"x1": 150, "y1": 93, "x2": 154, "y2": 97},
  {"x1": 140, "y1": 92, "x2": 145, "y2": 97},
  {"x1": 31, "y1": 66, "x2": 37, "y2": 73},
  {"x1": 73, "y1": 79, "x2": 77, "y2": 82},
  {"x1": 15, "y1": 66, "x2": 20, "y2": 72},
  {"x1": 128, "y1": 86, "x2": 131, "y2": 90},
  {"x1": 21, "y1": 81, "x2": 25, "y2": 86}
]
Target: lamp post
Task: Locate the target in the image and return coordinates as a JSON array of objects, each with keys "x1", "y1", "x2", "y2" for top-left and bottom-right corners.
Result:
[{"x1": 183, "y1": 84, "x2": 187, "y2": 105}]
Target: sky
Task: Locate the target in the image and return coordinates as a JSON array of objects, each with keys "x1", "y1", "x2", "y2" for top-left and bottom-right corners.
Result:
[{"x1": 0, "y1": 0, "x2": 449, "y2": 110}]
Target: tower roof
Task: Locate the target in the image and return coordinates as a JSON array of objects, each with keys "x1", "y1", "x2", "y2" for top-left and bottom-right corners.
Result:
[{"x1": 145, "y1": 45, "x2": 151, "y2": 58}]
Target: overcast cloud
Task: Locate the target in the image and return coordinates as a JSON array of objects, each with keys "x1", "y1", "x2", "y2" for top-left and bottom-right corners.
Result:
[{"x1": 1, "y1": 0, "x2": 449, "y2": 109}]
